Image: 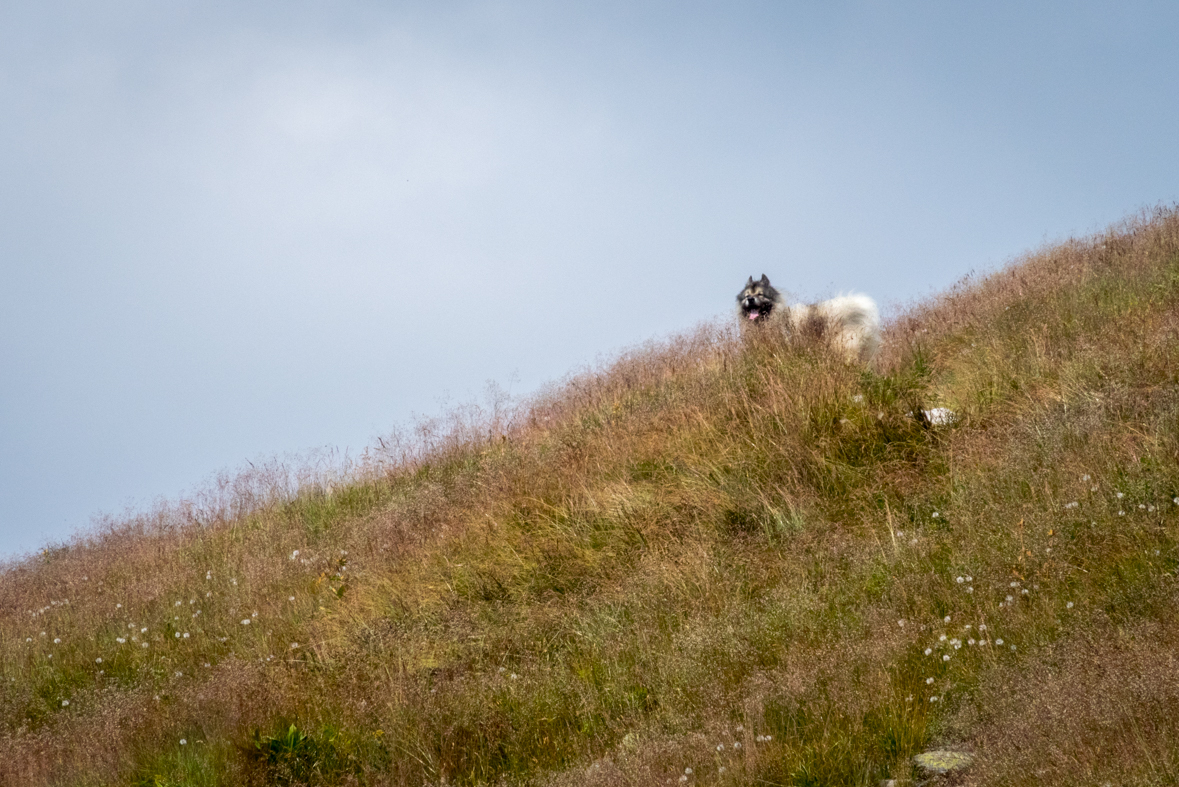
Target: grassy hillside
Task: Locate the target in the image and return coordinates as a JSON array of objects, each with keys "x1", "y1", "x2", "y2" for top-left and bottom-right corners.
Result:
[{"x1": 3, "y1": 208, "x2": 1179, "y2": 787}]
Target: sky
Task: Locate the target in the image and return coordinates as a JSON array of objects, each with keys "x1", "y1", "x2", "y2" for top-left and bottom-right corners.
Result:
[{"x1": 2, "y1": 1, "x2": 1177, "y2": 559}]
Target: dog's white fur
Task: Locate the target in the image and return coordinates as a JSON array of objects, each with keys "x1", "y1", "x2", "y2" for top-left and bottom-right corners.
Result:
[{"x1": 786, "y1": 294, "x2": 882, "y2": 362}]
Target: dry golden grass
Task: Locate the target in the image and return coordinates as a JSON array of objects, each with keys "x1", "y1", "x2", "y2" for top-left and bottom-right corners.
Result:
[{"x1": 2, "y1": 206, "x2": 1178, "y2": 786}]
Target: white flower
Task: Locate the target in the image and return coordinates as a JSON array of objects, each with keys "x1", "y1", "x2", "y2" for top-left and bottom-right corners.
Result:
[
  {"x1": 175, "y1": 671, "x2": 182, "y2": 677},
  {"x1": 966, "y1": 586, "x2": 974, "y2": 593},
  {"x1": 932, "y1": 512, "x2": 939, "y2": 518},
  {"x1": 679, "y1": 777, "x2": 687, "y2": 783},
  {"x1": 979, "y1": 624, "x2": 987, "y2": 631},
  {"x1": 924, "y1": 648, "x2": 932, "y2": 655},
  {"x1": 1116, "y1": 492, "x2": 1124, "y2": 499},
  {"x1": 926, "y1": 677, "x2": 934, "y2": 684},
  {"x1": 1010, "y1": 644, "x2": 1017, "y2": 651},
  {"x1": 967, "y1": 639, "x2": 976, "y2": 645},
  {"x1": 733, "y1": 742, "x2": 741, "y2": 749},
  {"x1": 142, "y1": 642, "x2": 149, "y2": 648},
  {"x1": 53, "y1": 638, "x2": 60, "y2": 644},
  {"x1": 1066, "y1": 601, "x2": 1074, "y2": 609},
  {"x1": 956, "y1": 576, "x2": 964, "y2": 583},
  {"x1": 944, "y1": 615, "x2": 951, "y2": 623},
  {"x1": 995, "y1": 638, "x2": 1004, "y2": 645},
  {"x1": 942, "y1": 654, "x2": 951, "y2": 661},
  {"x1": 141, "y1": 627, "x2": 147, "y2": 633},
  {"x1": 206, "y1": 571, "x2": 212, "y2": 580},
  {"x1": 61, "y1": 700, "x2": 69, "y2": 707},
  {"x1": 180, "y1": 738, "x2": 187, "y2": 745},
  {"x1": 929, "y1": 695, "x2": 938, "y2": 702},
  {"x1": 241, "y1": 619, "x2": 251, "y2": 625},
  {"x1": 95, "y1": 657, "x2": 102, "y2": 663},
  {"x1": 290, "y1": 643, "x2": 299, "y2": 649},
  {"x1": 175, "y1": 632, "x2": 181, "y2": 638},
  {"x1": 290, "y1": 550, "x2": 300, "y2": 560},
  {"x1": 510, "y1": 673, "x2": 519, "y2": 680},
  {"x1": 939, "y1": 634, "x2": 947, "y2": 641},
  {"x1": 685, "y1": 768, "x2": 693, "y2": 775},
  {"x1": 116, "y1": 603, "x2": 122, "y2": 609},
  {"x1": 1006, "y1": 595, "x2": 1014, "y2": 602},
  {"x1": 175, "y1": 600, "x2": 181, "y2": 607},
  {"x1": 1010, "y1": 581, "x2": 1019, "y2": 587},
  {"x1": 183, "y1": 633, "x2": 190, "y2": 639},
  {"x1": 1022, "y1": 589, "x2": 1029, "y2": 595},
  {"x1": 289, "y1": 596, "x2": 296, "y2": 602},
  {"x1": 966, "y1": 576, "x2": 973, "y2": 582},
  {"x1": 1082, "y1": 474, "x2": 1091, "y2": 481}
]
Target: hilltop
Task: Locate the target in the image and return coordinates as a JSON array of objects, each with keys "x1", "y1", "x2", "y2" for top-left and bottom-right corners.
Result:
[{"x1": 3, "y1": 208, "x2": 1179, "y2": 786}]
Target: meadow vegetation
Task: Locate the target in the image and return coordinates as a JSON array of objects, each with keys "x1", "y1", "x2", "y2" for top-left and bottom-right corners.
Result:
[{"x1": 3, "y1": 208, "x2": 1179, "y2": 786}]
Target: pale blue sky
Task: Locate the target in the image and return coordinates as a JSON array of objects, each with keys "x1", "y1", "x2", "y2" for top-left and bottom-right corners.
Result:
[{"x1": 2, "y1": 1, "x2": 1177, "y2": 558}]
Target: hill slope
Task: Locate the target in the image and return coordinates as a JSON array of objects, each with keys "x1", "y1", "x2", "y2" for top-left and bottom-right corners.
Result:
[{"x1": 3, "y1": 208, "x2": 1179, "y2": 787}]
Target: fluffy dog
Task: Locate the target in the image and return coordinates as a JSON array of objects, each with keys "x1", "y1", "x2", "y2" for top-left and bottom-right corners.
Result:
[{"x1": 737, "y1": 274, "x2": 881, "y2": 362}]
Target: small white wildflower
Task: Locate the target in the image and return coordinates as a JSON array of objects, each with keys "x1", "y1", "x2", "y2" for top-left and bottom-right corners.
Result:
[
  {"x1": 942, "y1": 654, "x2": 951, "y2": 661},
  {"x1": 1010, "y1": 581, "x2": 1020, "y2": 587},
  {"x1": 183, "y1": 632, "x2": 189, "y2": 639},
  {"x1": 995, "y1": 638, "x2": 1004, "y2": 645},
  {"x1": 939, "y1": 634, "x2": 947, "y2": 641},
  {"x1": 932, "y1": 512, "x2": 939, "y2": 518},
  {"x1": 926, "y1": 677, "x2": 934, "y2": 684},
  {"x1": 1066, "y1": 601, "x2": 1074, "y2": 609},
  {"x1": 289, "y1": 596, "x2": 296, "y2": 602},
  {"x1": 929, "y1": 695, "x2": 939, "y2": 702},
  {"x1": 290, "y1": 642, "x2": 299, "y2": 649},
  {"x1": 1082, "y1": 474, "x2": 1091, "y2": 481},
  {"x1": 944, "y1": 615, "x2": 951, "y2": 623},
  {"x1": 290, "y1": 550, "x2": 300, "y2": 560},
  {"x1": 116, "y1": 603, "x2": 122, "y2": 609},
  {"x1": 1006, "y1": 595, "x2": 1014, "y2": 602},
  {"x1": 206, "y1": 591, "x2": 212, "y2": 597},
  {"x1": 175, "y1": 671, "x2": 182, "y2": 677},
  {"x1": 180, "y1": 738, "x2": 187, "y2": 745},
  {"x1": 175, "y1": 632, "x2": 181, "y2": 638},
  {"x1": 1173, "y1": 497, "x2": 1179, "y2": 505},
  {"x1": 966, "y1": 586, "x2": 974, "y2": 593},
  {"x1": 241, "y1": 619, "x2": 251, "y2": 625},
  {"x1": 231, "y1": 578, "x2": 237, "y2": 586},
  {"x1": 61, "y1": 700, "x2": 69, "y2": 707},
  {"x1": 141, "y1": 627, "x2": 147, "y2": 633},
  {"x1": 924, "y1": 648, "x2": 932, "y2": 655},
  {"x1": 203, "y1": 662, "x2": 211, "y2": 667},
  {"x1": 53, "y1": 638, "x2": 60, "y2": 644},
  {"x1": 956, "y1": 576, "x2": 964, "y2": 583},
  {"x1": 764, "y1": 735, "x2": 772, "y2": 741},
  {"x1": 510, "y1": 673, "x2": 519, "y2": 680},
  {"x1": 251, "y1": 611, "x2": 257, "y2": 618},
  {"x1": 717, "y1": 743, "x2": 725, "y2": 751},
  {"x1": 718, "y1": 767, "x2": 727, "y2": 774},
  {"x1": 905, "y1": 695, "x2": 913, "y2": 702},
  {"x1": 735, "y1": 725, "x2": 744, "y2": 732},
  {"x1": 979, "y1": 624, "x2": 987, "y2": 631},
  {"x1": 1011, "y1": 644, "x2": 1017, "y2": 651},
  {"x1": 966, "y1": 575, "x2": 973, "y2": 582},
  {"x1": 206, "y1": 571, "x2": 212, "y2": 580},
  {"x1": 968, "y1": 638, "x2": 976, "y2": 645},
  {"x1": 733, "y1": 742, "x2": 741, "y2": 749},
  {"x1": 679, "y1": 777, "x2": 688, "y2": 783},
  {"x1": 1117, "y1": 492, "x2": 1125, "y2": 499},
  {"x1": 979, "y1": 639, "x2": 988, "y2": 645},
  {"x1": 1022, "y1": 589, "x2": 1029, "y2": 595},
  {"x1": 685, "y1": 767, "x2": 693, "y2": 775}
]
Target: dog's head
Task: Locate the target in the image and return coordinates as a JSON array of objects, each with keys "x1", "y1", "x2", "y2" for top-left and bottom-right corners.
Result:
[{"x1": 737, "y1": 274, "x2": 781, "y2": 323}]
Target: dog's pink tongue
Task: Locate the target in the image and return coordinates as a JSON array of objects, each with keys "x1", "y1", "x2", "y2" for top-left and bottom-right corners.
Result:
[{"x1": 748, "y1": 312, "x2": 759, "y2": 321}]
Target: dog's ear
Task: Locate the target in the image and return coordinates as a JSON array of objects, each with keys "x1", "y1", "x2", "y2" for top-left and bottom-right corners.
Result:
[
  {"x1": 759, "y1": 274, "x2": 770, "y2": 285},
  {"x1": 745, "y1": 276, "x2": 754, "y2": 287}
]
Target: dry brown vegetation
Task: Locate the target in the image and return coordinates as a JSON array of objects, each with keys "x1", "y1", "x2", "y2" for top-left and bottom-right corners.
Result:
[{"x1": 2, "y1": 207, "x2": 1179, "y2": 786}]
